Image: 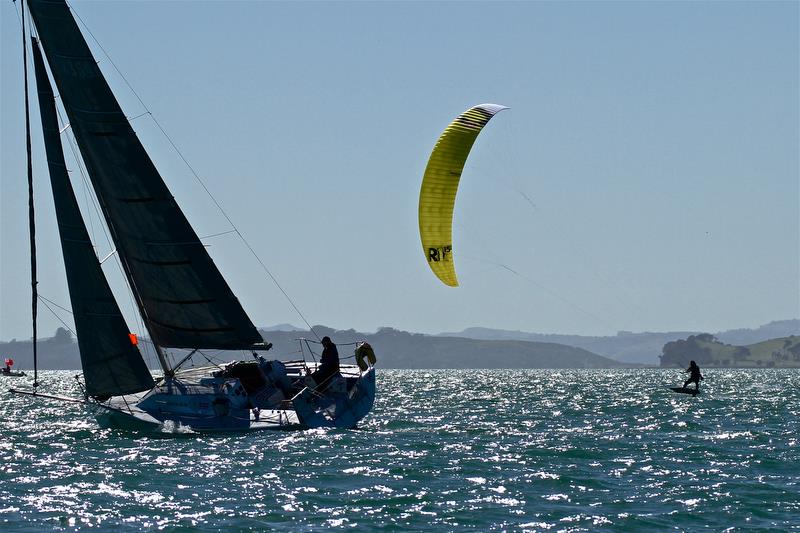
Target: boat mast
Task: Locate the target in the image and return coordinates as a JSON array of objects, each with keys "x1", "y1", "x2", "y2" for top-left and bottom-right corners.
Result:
[{"x1": 21, "y1": 0, "x2": 38, "y2": 389}]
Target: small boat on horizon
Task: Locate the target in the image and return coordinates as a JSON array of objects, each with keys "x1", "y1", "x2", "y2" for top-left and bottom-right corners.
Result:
[
  {"x1": 1, "y1": 371, "x2": 27, "y2": 378},
  {"x1": 2, "y1": 358, "x2": 26, "y2": 378}
]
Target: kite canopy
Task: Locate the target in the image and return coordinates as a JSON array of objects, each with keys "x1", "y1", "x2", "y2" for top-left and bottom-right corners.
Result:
[{"x1": 418, "y1": 103, "x2": 508, "y2": 287}]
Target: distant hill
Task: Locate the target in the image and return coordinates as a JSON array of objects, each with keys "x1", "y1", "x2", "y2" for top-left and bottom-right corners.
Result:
[
  {"x1": 0, "y1": 325, "x2": 632, "y2": 370},
  {"x1": 270, "y1": 326, "x2": 633, "y2": 369},
  {"x1": 438, "y1": 327, "x2": 697, "y2": 365},
  {"x1": 0, "y1": 327, "x2": 78, "y2": 370},
  {"x1": 5, "y1": 321, "x2": 796, "y2": 370},
  {"x1": 659, "y1": 333, "x2": 800, "y2": 368},
  {"x1": 260, "y1": 323, "x2": 304, "y2": 332},
  {"x1": 715, "y1": 320, "x2": 800, "y2": 345},
  {"x1": 439, "y1": 320, "x2": 800, "y2": 364}
]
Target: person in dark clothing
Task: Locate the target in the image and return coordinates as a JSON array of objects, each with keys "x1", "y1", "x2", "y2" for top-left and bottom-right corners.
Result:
[
  {"x1": 311, "y1": 336, "x2": 340, "y2": 390},
  {"x1": 683, "y1": 360, "x2": 704, "y2": 390}
]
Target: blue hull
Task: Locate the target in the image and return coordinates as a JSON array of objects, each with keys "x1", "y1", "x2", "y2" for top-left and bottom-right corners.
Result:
[{"x1": 91, "y1": 362, "x2": 376, "y2": 433}]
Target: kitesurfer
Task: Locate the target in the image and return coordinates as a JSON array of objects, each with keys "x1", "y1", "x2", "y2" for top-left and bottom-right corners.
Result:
[
  {"x1": 311, "y1": 336, "x2": 340, "y2": 390},
  {"x1": 683, "y1": 360, "x2": 704, "y2": 391}
]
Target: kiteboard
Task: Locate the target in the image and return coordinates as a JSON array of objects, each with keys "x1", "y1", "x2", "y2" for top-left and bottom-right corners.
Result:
[{"x1": 670, "y1": 387, "x2": 700, "y2": 396}]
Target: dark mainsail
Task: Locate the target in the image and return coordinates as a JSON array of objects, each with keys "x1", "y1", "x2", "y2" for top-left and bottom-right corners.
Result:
[
  {"x1": 32, "y1": 38, "x2": 154, "y2": 397},
  {"x1": 27, "y1": 0, "x2": 264, "y2": 350}
]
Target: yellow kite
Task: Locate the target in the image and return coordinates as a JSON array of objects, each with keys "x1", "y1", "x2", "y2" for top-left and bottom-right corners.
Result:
[{"x1": 418, "y1": 103, "x2": 508, "y2": 286}]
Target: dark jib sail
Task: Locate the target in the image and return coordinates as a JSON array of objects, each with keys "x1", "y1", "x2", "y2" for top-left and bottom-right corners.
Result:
[
  {"x1": 27, "y1": 0, "x2": 264, "y2": 350},
  {"x1": 31, "y1": 38, "x2": 154, "y2": 397}
]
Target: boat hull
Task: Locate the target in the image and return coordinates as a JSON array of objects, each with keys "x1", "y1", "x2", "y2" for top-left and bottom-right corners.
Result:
[
  {"x1": 91, "y1": 362, "x2": 376, "y2": 433},
  {"x1": 91, "y1": 402, "x2": 163, "y2": 432},
  {"x1": 292, "y1": 367, "x2": 376, "y2": 429},
  {"x1": 1, "y1": 372, "x2": 27, "y2": 377}
]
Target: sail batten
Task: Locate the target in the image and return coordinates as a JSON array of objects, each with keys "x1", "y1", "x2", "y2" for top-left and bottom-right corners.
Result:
[
  {"x1": 28, "y1": 0, "x2": 265, "y2": 351},
  {"x1": 132, "y1": 259, "x2": 193, "y2": 267},
  {"x1": 146, "y1": 299, "x2": 215, "y2": 305},
  {"x1": 148, "y1": 321, "x2": 236, "y2": 333},
  {"x1": 31, "y1": 37, "x2": 154, "y2": 397}
]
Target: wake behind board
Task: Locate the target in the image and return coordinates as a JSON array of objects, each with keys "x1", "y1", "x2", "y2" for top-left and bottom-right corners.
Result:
[{"x1": 670, "y1": 387, "x2": 700, "y2": 396}]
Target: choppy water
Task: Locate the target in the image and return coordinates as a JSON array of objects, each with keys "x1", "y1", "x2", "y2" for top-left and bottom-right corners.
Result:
[{"x1": 1, "y1": 369, "x2": 799, "y2": 531}]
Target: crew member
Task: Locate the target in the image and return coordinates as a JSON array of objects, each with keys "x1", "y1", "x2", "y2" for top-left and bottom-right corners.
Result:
[
  {"x1": 311, "y1": 336, "x2": 340, "y2": 390},
  {"x1": 683, "y1": 360, "x2": 704, "y2": 391}
]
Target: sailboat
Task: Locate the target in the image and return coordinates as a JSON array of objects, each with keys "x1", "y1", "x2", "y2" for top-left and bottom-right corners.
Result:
[{"x1": 11, "y1": 0, "x2": 376, "y2": 432}]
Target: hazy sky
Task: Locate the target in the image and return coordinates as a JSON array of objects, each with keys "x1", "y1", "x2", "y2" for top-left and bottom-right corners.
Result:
[{"x1": 1, "y1": 1, "x2": 798, "y2": 342}]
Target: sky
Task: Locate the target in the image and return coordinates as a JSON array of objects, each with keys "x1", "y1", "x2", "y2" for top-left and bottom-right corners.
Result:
[{"x1": 1, "y1": 0, "x2": 798, "y2": 342}]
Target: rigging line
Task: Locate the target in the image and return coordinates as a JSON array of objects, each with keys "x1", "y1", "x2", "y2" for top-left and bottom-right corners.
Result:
[
  {"x1": 303, "y1": 339, "x2": 318, "y2": 363},
  {"x1": 11, "y1": 0, "x2": 22, "y2": 26},
  {"x1": 66, "y1": 2, "x2": 149, "y2": 115},
  {"x1": 38, "y1": 294, "x2": 73, "y2": 315},
  {"x1": 55, "y1": 106, "x2": 104, "y2": 251},
  {"x1": 172, "y1": 347, "x2": 226, "y2": 372},
  {"x1": 200, "y1": 229, "x2": 238, "y2": 240},
  {"x1": 38, "y1": 297, "x2": 76, "y2": 337},
  {"x1": 301, "y1": 338, "x2": 360, "y2": 347},
  {"x1": 138, "y1": 337, "x2": 160, "y2": 371},
  {"x1": 467, "y1": 118, "x2": 650, "y2": 327},
  {"x1": 149, "y1": 112, "x2": 321, "y2": 341},
  {"x1": 197, "y1": 350, "x2": 224, "y2": 370},
  {"x1": 68, "y1": 1, "x2": 319, "y2": 340},
  {"x1": 456, "y1": 205, "x2": 628, "y2": 333},
  {"x1": 511, "y1": 186, "x2": 537, "y2": 211},
  {"x1": 133, "y1": 337, "x2": 158, "y2": 371},
  {"x1": 508, "y1": 190, "x2": 653, "y2": 320},
  {"x1": 460, "y1": 254, "x2": 619, "y2": 333},
  {"x1": 127, "y1": 111, "x2": 150, "y2": 122},
  {"x1": 56, "y1": 107, "x2": 97, "y2": 247}
]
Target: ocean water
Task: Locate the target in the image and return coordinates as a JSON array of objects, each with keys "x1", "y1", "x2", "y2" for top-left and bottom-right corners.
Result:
[{"x1": 1, "y1": 369, "x2": 799, "y2": 531}]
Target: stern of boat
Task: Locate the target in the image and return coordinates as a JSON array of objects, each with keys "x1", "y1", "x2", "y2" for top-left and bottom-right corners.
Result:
[{"x1": 291, "y1": 364, "x2": 376, "y2": 429}]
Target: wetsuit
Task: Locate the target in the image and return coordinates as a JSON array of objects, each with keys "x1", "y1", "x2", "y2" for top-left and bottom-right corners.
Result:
[{"x1": 683, "y1": 364, "x2": 703, "y2": 390}]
